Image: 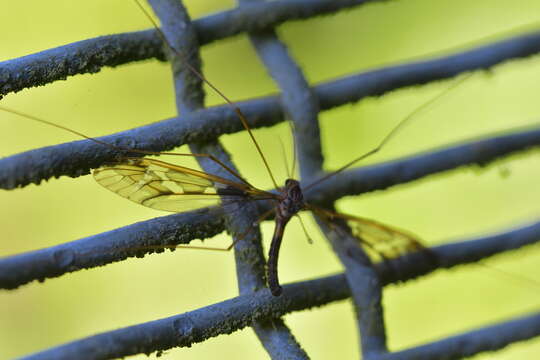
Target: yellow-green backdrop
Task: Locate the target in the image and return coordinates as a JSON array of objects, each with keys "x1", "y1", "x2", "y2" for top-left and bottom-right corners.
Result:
[{"x1": 1, "y1": 0, "x2": 540, "y2": 359}]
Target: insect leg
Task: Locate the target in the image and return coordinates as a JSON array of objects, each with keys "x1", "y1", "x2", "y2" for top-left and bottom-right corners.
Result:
[
  {"x1": 294, "y1": 214, "x2": 313, "y2": 244},
  {"x1": 226, "y1": 207, "x2": 276, "y2": 251}
]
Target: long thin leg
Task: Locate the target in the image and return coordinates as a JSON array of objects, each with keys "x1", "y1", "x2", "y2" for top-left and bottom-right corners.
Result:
[
  {"x1": 226, "y1": 207, "x2": 276, "y2": 250},
  {"x1": 294, "y1": 214, "x2": 313, "y2": 244},
  {"x1": 126, "y1": 207, "x2": 276, "y2": 254},
  {"x1": 0, "y1": 106, "x2": 252, "y2": 187}
]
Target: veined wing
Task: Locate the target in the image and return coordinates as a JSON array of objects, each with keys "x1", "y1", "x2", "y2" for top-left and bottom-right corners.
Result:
[
  {"x1": 308, "y1": 205, "x2": 426, "y2": 263},
  {"x1": 93, "y1": 157, "x2": 275, "y2": 212}
]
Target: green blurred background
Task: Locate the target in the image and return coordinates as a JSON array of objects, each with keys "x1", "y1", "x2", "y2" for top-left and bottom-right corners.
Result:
[{"x1": 2, "y1": 0, "x2": 540, "y2": 359}]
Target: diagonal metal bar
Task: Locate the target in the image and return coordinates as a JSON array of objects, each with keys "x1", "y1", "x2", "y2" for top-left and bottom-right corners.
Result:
[
  {"x1": 3, "y1": 30, "x2": 540, "y2": 190},
  {"x1": 0, "y1": 206, "x2": 226, "y2": 289},
  {"x1": 314, "y1": 211, "x2": 388, "y2": 357},
  {"x1": 146, "y1": 1, "x2": 306, "y2": 358},
  {"x1": 375, "y1": 312, "x2": 540, "y2": 360},
  {"x1": 147, "y1": 0, "x2": 267, "y2": 308},
  {"x1": 0, "y1": 0, "x2": 385, "y2": 97},
  {"x1": 381, "y1": 219, "x2": 540, "y2": 284},
  {"x1": 236, "y1": 0, "x2": 387, "y2": 356},
  {"x1": 235, "y1": 0, "x2": 318, "y2": 357},
  {"x1": 237, "y1": 0, "x2": 323, "y2": 178},
  {"x1": 312, "y1": 125, "x2": 540, "y2": 202},
  {"x1": 19, "y1": 274, "x2": 351, "y2": 360}
]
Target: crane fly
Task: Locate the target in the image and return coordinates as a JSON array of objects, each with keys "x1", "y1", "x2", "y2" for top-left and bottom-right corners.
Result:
[
  {"x1": 0, "y1": 0, "x2": 438, "y2": 297},
  {"x1": 90, "y1": 151, "x2": 427, "y2": 296}
]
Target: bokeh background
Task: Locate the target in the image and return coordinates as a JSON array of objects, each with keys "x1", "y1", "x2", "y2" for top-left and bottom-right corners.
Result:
[{"x1": 2, "y1": 0, "x2": 540, "y2": 359}]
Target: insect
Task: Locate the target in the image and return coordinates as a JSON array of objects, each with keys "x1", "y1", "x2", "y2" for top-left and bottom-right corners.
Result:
[
  {"x1": 0, "y1": 0, "x2": 434, "y2": 297},
  {"x1": 91, "y1": 153, "x2": 428, "y2": 296},
  {"x1": 3, "y1": 0, "x2": 540, "y2": 360}
]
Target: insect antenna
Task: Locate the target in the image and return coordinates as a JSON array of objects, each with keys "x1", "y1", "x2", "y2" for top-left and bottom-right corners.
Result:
[
  {"x1": 225, "y1": 207, "x2": 277, "y2": 250},
  {"x1": 304, "y1": 73, "x2": 473, "y2": 192},
  {"x1": 133, "y1": 0, "x2": 279, "y2": 190},
  {"x1": 288, "y1": 120, "x2": 298, "y2": 179},
  {"x1": 128, "y1": 203, "x2": 276, "y2": 254},
  {"x1": 277, "y1": 136, "x2": 291, "y2": 180}
]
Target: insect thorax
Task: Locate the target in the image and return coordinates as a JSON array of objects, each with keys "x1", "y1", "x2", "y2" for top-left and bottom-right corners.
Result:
[{"x1": 278, "y1": 179, "x2": 305, "y2": 218}]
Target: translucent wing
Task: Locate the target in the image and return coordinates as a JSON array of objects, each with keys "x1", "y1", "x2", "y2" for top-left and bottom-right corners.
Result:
[
  {"x1": 344, "y1": 214, "x2": 425, "y2": 263},
  {"x1": 308, "y1": 205, "x2": 427, "y2": 263},
  {"x1": 93, "y1": 158, "x2": 274, "y2": 212}
]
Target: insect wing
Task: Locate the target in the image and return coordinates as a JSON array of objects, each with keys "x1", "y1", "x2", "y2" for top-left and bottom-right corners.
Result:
[
  {"x1": 310, "y1": 206, "x2": 426, "y2": 263},
  {"x1": 345, "y1": 215, "x2": 425, "y2": 263},
  {"x1": 94, "y1": 158, "x2": 272, "y2": 212}
]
